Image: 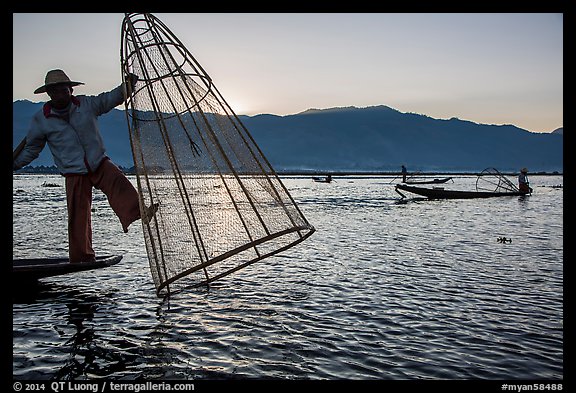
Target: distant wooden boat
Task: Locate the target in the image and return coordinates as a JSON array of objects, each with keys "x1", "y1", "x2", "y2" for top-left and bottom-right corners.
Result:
[
  {"x1": 396, "y1": 168, "x2": 531, "y2": 200},
  {"x1": 42, "y1": 181, "x2": 61, "y2": 187},
  {"x1": 404, "y1": 177, "x2": 453, "y2": 185},
  {"x1": 312, "y1": 175, "x2": 332, "y2": 183},
  {"x1": 395, "y1": 183, "x2": 529, "y2": 199}
]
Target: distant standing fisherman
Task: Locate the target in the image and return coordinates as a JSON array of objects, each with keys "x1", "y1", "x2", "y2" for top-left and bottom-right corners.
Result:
[
  {"x1": 401, "y1": 165, "x2": 407, "y2": 183},
  {"x1": 13, "y1": 69, "x2": 157, "y2": 263},
  {"x1": 518, "y1": 167, "x2": 532, "y2": 193}
]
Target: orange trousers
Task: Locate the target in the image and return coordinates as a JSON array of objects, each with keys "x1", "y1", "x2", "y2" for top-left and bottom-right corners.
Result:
[{"x1": 65, "y1": 159, "x2": 140, "y2": 263}]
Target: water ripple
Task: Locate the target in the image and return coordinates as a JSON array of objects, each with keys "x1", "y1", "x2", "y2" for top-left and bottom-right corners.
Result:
[{"x1": 13, "y1": 175, "x2": 563, "y2": 380}]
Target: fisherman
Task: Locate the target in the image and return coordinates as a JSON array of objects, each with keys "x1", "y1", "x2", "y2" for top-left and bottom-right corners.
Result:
[
  {"x1": 401, "y1": 165, "x2": 407, "y2": 182},
  {"x1": 13, "y1": 69, "x2": 157, "y2": 263},
  {"x1": 518, "y1": 167, "x2": 533, "y2": 193}
]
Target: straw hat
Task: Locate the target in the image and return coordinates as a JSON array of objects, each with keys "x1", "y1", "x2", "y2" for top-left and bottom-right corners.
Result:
[
  {"x1": 34, "y1": 69, "x2": 84, "y2": 94},
  {"x1": 521, "y1": 168, "x2": 528, "y2": 173}
]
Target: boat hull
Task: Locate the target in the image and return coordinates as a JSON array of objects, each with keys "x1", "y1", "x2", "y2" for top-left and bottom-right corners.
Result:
[
  {"x1": 404, "y1": 177, "x2": 453, "y2": 184},
  {"x1": 13, "y1": 255, "x2": 123, "y2": 280},
  {"x1": 396, "y1": 184, "x2": 528, "y2": 199}
]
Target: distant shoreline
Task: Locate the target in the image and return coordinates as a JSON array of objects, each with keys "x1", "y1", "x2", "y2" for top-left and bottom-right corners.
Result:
[
  {"x1": 13, "y1": 167, "x2": 563, "y2": 177},
  {"x1": 276, "y1": 170, "x2": 562, "y2": 177}
]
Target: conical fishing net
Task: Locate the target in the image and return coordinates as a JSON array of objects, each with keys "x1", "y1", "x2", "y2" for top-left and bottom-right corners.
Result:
[
  {"x1": 120, "y1": 13, "x2": 315, "y2": 296},
  {"x1": 476, "y1": 167, "x2": 520, "y2": 192}
]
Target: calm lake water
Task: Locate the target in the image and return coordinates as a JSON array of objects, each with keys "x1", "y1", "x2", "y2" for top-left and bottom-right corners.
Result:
[{"x1": 12, "y1": 173, "x2": 563, "y2": 381}]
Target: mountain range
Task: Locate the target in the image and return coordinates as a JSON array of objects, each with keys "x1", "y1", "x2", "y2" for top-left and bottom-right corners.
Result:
[{"x1": 13, "y1": 100, "x2": 563, "y2": 173}]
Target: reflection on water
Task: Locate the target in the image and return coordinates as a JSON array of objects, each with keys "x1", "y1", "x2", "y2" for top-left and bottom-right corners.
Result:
[
  {"x1": 13, "y1": 174, "x2": 563, "y2": 380},
  {"x1": 13, "y1": 283, "x2": 134, "y2": 379}
]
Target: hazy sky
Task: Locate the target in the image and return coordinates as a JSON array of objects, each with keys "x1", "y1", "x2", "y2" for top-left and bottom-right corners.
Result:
[{"x1": 13, "y1": 13, "x2": 563, "y2": 133}]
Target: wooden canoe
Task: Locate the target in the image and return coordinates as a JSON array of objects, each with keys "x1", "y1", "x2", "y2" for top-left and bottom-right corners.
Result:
[
  {"x1": 312, "y1": 176, "x2": 332, "y2": 183},
  {"x1": 404, "y1": 177, "x2": 453, "y2": 184},
  {"x1": 13, "y1": 255, "x2": 123, "y2": 281},
  {"x1": 395, "y1": 183, "x2": 529, "y2": 199}
]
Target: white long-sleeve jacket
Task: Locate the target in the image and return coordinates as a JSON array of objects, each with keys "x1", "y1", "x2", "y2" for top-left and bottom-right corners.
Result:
[{"x1": 14, "y1": 84, "x2": 128, "y2": 175}]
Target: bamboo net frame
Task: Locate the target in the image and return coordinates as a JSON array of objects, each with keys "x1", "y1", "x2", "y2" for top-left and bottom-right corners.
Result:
[
  {"x1": 476, "y1": 168, "x2": 520, "y2": 193},
  {"x1": 120, "y1": 13, "x2": 315, "y2": 296}
]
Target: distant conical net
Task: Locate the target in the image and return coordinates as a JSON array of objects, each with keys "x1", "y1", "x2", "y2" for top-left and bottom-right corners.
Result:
[{"x1": 120, "y1": 13, "x2": 315, "y2": 296}]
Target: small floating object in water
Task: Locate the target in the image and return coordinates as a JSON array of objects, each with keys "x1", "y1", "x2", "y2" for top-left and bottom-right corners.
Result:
[
  {"x1": 42, "y1": 181, "x2": 61, "y2": 187},
  {"x1": 497, "y1": 237, "x2": 512, "y2": 244}
]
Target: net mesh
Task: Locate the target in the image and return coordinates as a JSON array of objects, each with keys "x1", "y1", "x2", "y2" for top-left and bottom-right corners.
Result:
[
  {"x1": 475, "y1": 167, "x2": 520, "y2": 193},
  {"x1": 120, "y1": 13, "x2": 315, "y2": 296}
]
